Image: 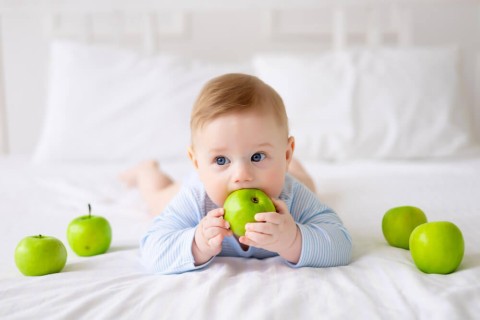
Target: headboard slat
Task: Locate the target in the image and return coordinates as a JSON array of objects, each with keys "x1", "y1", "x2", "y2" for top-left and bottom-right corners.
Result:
[
  {"x1": 333, "y1": 8, "x2": 347, "y2": 51},
  {"x1": 392, "y1": 5, "x2": 413, "y2": 47},
  {"x1": 142, "y1": 12, "x2": 157, "y2": 54},
  {"x1": 366, "y1": 7, "x2": 381, "y2": 48}
]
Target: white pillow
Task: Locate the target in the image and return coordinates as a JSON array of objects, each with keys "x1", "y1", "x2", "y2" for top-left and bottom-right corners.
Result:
[
  {"x1": 350, "y1": 47, "x2": 473, "y2": 159},
  {"x1": 34, "y1": 40, "x2": 252, "y2": 163},
  {"x1": 253, "y1": 52, "x2": 357, "y2": 160},
  {"x1": 254, "y1": 47, "x2": 476, "y2": 160}
]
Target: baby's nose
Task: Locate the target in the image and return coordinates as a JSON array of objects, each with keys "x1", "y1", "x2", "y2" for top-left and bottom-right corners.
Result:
[{"x1": 233, "y1": 162, "x2": 253, "y2": 183}]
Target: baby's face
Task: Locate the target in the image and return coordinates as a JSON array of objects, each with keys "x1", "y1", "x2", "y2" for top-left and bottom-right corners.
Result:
[{"x1": 188, "y1": 109, "x2": 294, "y2": 207}]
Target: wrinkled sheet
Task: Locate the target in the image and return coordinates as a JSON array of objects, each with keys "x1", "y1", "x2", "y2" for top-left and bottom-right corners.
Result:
[{"x1": 1, "y1": 156, "x2": 479, "y2": 319}]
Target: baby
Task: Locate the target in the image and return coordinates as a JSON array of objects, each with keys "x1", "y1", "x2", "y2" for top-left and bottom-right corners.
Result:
[{"x1": 123, "y1": 73, "x2": 352, "y2": 274}]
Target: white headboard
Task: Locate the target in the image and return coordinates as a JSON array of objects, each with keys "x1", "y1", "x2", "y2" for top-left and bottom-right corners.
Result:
[{"x1": 0, "y1": 0, "x2": 479, "y2": 155}]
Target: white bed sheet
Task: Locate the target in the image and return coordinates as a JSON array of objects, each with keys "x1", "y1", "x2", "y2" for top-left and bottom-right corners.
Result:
[{"x1": 1, "y1": 155, "x2": 479, "y2": 319}]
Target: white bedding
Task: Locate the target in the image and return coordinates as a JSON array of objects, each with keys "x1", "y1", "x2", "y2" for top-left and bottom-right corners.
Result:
[{"x1": 1, "y1": 155, "x2": 479, "y2": 319}]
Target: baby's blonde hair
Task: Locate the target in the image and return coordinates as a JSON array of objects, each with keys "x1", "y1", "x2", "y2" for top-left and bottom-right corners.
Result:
[{"x1": 190, "y1": 73, "x2": 289, "y2": 141}]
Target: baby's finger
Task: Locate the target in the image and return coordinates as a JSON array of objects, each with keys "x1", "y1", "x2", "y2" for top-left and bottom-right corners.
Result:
[
  {"x1": 207, "y1": 207, "x2": 225, "y2": 218},
  {"x1": 204, "y1": 225, "x2": 232, "y2": 240},
  {"x1": 245, "y1": 222, "x2": 275, "y2": 235},
  {"x1": 255, "y1": 212, "x2": 281, "y2": 224},
  {"x1": 245, "y1": 231, "x2": 273, "y2": 245},
  {"x1": 271, "y1": 198, "x2": 288, "y2": 214},
  {"x1": 203, "y1": 216, "x2": 230, "y2": 230},
  {"x1": 239, "y1": 235, "x2": 257, "y2": 248}
]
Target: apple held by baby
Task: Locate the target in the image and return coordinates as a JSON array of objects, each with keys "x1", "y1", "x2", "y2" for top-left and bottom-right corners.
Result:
[{"x1": 223, "y1": 188, "x2": 276, "y2": 237}]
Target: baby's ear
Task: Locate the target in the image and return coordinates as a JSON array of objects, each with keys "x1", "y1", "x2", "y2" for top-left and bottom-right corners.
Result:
[
  {"x1": 187, "y1": 146, "x2": 199, "y2": 170},
  {"x1": 286, "y1": 136, "x2": 295, "y2": 166}
]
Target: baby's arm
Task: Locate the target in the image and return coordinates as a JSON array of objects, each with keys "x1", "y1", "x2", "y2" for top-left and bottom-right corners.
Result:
[
  {"x1": 242, "y1": 183, "x2": 352, "y2": 268},
  {"x1": 140, "y1": 187, "x2": 213, "y2": 274},
  {"x1": 289, "y1": 186, "x2": 352, "y2": 268}
]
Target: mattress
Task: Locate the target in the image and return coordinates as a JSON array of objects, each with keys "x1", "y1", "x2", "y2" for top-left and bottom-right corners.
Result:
[{"x1": 1, "y1": 155, "x2": 479, "y2": 319}]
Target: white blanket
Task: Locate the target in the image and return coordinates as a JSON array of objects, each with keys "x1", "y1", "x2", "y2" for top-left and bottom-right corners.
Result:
[{"x1": 1, "y1": 156, "x2": 479, "y2": 319}]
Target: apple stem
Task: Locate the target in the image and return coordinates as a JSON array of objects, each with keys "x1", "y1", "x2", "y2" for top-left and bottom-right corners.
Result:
[{"x1": 88, "y1": 203, "x2": 92, "y2": 218}]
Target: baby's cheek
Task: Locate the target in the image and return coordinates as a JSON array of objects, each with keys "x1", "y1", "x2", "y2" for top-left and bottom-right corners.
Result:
[
  {"x1": 262, "y1": 174, "x2": 285, "y2": 199},
  {"x1": 205, "y1": 187, "x2": 229, "y2": 207},
  {"x1": 199, "y1": 172, "x2": 228, "y2": 206}
]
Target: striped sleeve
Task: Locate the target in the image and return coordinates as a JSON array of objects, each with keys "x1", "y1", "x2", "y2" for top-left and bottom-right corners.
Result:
[
  {"x1": 284, "y1": 179, "x2": 352, "y2": 268},
  {"x1": 139, "y1": 184, "x2": 212, "y2": 275}
]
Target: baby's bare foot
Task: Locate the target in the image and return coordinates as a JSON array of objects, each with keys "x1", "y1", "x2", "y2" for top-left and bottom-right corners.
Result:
[
  {"x1": 119, "y1": 160, "x2": 160, "y2": 187},
  {"x1": 153, "y1": 168, "x2": 175, "y2": 190}
]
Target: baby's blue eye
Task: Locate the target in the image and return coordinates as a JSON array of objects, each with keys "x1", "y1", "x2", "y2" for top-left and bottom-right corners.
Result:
[
  {"x1": 251, "y1": 152, "x2": 266, "y2": 162},
  {"x1": 215, "y1": 156, "x2": 230, "y2": 166}
]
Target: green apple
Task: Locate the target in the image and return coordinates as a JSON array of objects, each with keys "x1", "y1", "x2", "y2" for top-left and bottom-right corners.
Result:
[
  {"x1": 223, "y1": 188, "x2": 276, "y2": 237},
  {"x1": 410, "y1": 221, "x2": 464, "y2": 274},
  {"x1": 382, "y1": 206, "x2": 427, "y2": 249},
  {"x1": 67, "y1": 204, "x2": 112, "y2": 256},
  {"x1": 14, "y1": 235, "x2": 67, "y2": 276}
]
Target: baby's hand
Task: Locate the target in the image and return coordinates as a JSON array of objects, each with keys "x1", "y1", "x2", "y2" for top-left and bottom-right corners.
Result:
[
  {"x1": 193, "y1": 208, "x2": 232, "y2": 265},
  {"x1": 239, "y1": 198, "x2": 301, "y2": 263}
]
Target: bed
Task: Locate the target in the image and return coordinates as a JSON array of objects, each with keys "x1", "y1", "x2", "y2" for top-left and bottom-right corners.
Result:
[{"x1": 1, "y1": 1, "x2": 480, "y2": 319}]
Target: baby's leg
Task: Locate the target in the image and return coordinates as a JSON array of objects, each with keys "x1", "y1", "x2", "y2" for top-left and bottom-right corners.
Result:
[
  {"x1": 288, "y1": 158, "x2": 316, "y2": 193},
  {"x1": 120, "y1": 160, "x2": 180, "y2": 216},
  {"x1": 146, "y1": 183, "x2": 181, "y2": 216}
]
